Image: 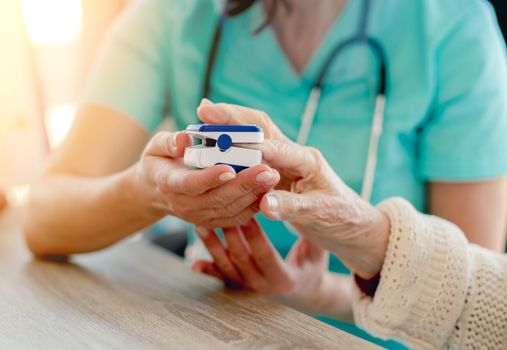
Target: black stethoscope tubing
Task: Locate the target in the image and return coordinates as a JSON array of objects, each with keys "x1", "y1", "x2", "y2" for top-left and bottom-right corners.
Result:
[{"x1": 203, "y1": 0, "x2": 386, "y2": 97}]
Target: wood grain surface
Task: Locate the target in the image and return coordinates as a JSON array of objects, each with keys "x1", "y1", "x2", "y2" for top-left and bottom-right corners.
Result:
[{"x1": 0, "y1": 208, "x2": 380, "y2": 350}]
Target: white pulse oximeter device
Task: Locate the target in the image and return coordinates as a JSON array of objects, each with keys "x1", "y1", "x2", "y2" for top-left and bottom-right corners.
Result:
[{"x1": 184, "y1": 124, "x2": 264, "y2": 172}]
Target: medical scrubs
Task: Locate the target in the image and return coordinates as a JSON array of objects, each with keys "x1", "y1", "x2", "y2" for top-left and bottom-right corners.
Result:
[{"x1": 84, "y1": 0, "x2": 507, "y2": 348}]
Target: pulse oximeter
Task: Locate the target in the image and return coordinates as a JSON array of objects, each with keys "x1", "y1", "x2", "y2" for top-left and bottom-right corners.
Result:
[{"x1": 184, "y1": 124, "x2": 264, "y2": 172}]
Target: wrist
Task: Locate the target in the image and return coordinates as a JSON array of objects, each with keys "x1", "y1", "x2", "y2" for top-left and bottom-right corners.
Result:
[
  {"x1": 118, "y1": 164, "x2": 167, "y2": 220},
  {"x1": 314, "y1": 273, "x2": 354, "y2": 322},
  {"x1": 333, "y1": 209, "x2": 390, "y2": 279}
]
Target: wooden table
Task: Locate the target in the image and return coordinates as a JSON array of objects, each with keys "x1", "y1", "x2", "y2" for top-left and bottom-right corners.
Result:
[{"x1": 0, "y1": 208, "x2": 380, "y2": 349}]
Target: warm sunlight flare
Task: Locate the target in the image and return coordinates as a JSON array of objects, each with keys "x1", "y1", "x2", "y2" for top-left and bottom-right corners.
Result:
[
  {"x1": 21, "y1": 0, "x2": 83, "y2": 45},
  {"x1": 45, "y1": 104, "x2": 76, "y2": 148}
]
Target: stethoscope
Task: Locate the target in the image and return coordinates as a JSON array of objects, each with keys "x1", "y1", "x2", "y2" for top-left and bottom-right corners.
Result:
[{"x1": 202, "y1": 0, "x2": 387, "y2": 202}]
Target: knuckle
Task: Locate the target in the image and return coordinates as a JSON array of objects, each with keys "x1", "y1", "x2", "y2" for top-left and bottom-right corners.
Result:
[
  {"x1": 237, "y1": 179, "x2": 253, "y2": 194},
  {"x1": 219, "y1": 201, "x2": 244, "y2": 217},
  {"x1": 259, "y1": 111, "x2": 270, "y2": 125},
  {"x1": 230, "y1": 252, "x2": 250, "y2": 266},
  {"x1": 255, "y1": 250, "x2": 274, "y2": 267},
  {"x1": 218, "y1": 264, "x2": 237, "y2": 279},
  {"x1": 306, "y1": 146, "x2": 324, "y2": 166},
  {"x1": 155, "y1": 132, "x2": 170, "y2": 150},
  {"x1": 170, "y1": 201, "x2": 186, "y2": 218},
  {"x1": 155, "y1": 171, "x2": 171, "y2": 193},
  {"x1": 207, "y1": 191, "x2": 229, "y2": 208},
  {"x1": 306, "y1": 146, "x2": 322, "y2": 159}
]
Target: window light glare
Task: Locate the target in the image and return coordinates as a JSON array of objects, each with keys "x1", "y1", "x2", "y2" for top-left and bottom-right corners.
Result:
[{"x1": 21, "y1": 0, "x2": 83, "y2": 45}]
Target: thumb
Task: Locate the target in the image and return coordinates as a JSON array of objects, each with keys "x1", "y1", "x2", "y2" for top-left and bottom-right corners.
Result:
[
  {"x1": 260, "y1": 190, "x2": 325, "y2": 223},
  {"x1": 144, "y1": 131, "x2": 193, "y2": 158}
]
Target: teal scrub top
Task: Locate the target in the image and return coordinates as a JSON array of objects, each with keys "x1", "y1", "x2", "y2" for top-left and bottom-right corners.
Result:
[{"x1": 83, "y1": 0, "x2": 507, "y2": 348}]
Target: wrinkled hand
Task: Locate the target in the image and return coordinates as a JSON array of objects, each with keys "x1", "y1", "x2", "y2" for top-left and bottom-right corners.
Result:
[
  {"x1": 197, "y1": 100, "x2": 389, "y2": 277},
  {"x1": 134, "y1": 131, "x2": 280, "y2": 228},
  {"x1": 192, "y1": 218, "x2": 354, "y2": 320}
]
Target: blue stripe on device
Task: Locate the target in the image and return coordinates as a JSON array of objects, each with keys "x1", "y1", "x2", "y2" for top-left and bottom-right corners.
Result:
[
  {"x1": 186, "y1": 124, "x2": 262, "y2": 132},
  {"x1": 216, "y1": 163, "x2": 248, "y2": 173}
]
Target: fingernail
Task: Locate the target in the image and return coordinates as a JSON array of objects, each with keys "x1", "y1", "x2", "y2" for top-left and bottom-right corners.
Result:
[
  {"x1": 219, "y1": 172, "x2": 236, "y2": 182},
  {"x1": 266, "y1": 195, "x2": 279, "y2": 211},
  {"x1": 201, "y1": 98, "x2": 213, "y2": 106},
  {"x1": 195, "y1": 227, "x2": 209, "y2": 239},
  {"x1": 256, "y1": 170, "x2": 275, "y2": 184}
]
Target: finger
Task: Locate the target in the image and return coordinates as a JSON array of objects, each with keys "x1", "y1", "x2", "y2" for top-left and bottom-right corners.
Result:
[
  {"x1": 259, "y1": 190, "x2": 326, "y2": 222},
  {"x1": 193, "y1": 261, "x2": 243, "y2": 289},
  {"x1": 200, "y1": 164, "x2": 279, "y2": 209},
  {"x1": 195, "y1": 227, "x2": 243, "y2": 284},
  {"x1": 240, "y1": 219, "x2": 292, "y2": 289},
  {"x1": 161, "y1": 164, "x2": 236, "y2": 195},
  {"x1": 222, "y1": 226, "x2": 269, "y2": 293},
  {"x1": 180, "y1": 190, "x2": 262, "y2": 226},
  {"x1": 206, "y1": 204, "x2": 259, "y2": 228},
  {"x1": 286, "y1": 238, "x2": 326, "y2": 266},
  {"x1": 253, "y1": 139, "x2": 322, "y2": 178},
  {"x1": 197, "y1": 100, "x2": 288, "y2": 141},
  {"x1": 168, "y1": 166, "x2": 278, "y2": 222},
  {"x1": 192, "y1": 260, "x2": 224, "y2": 280},
  {"x1": 303, "y1": 238, "x2": 327, "y2": 261},
  {"x1": 145, "y1": 131, "x2": 192, "y2": 158}
]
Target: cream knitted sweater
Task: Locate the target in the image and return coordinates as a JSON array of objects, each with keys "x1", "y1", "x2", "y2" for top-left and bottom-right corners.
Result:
[{"x1": 353, "y1": 198, "x2": 507, "y2": 350}]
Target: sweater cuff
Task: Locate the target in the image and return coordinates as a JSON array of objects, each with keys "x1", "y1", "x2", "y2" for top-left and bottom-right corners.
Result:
[{"x1": 352, "y1": 198, "x2": 470, "y2": 349}]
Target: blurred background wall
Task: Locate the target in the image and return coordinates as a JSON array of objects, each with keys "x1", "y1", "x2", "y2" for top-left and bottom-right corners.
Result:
[{"x1": 0, "y1": 0, "x2": 126, "y2": 191}]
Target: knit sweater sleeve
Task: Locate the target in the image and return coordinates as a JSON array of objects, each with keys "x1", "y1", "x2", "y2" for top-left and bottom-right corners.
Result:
[{"x1": 352, "y1": 198, "x2": 507, "y2": 350}]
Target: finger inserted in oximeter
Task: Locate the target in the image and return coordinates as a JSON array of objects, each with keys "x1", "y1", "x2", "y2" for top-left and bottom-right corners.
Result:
[{"x1": 184, "y1": 124, "x2": 264, "y2": 172}]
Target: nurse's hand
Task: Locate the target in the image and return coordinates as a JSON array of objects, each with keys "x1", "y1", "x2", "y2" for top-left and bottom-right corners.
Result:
[
  {"x1": 134, "y1": 131, "x2": 280, "y2": 228},
  {"x1": 192, "y1": 218, "x2": 354, "y2": 321}
]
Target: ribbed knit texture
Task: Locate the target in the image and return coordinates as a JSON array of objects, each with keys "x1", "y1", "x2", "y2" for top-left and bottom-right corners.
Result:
[{"x1": 353, "y1": 198, "x2": 507, "y2": 349}]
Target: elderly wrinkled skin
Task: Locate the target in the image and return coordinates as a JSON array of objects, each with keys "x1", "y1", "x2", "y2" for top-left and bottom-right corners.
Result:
[
  {"x1": 197, "y1": 99, "x2": 390, "y2": 278},
  {"x1": 261, "y1": 140, "x2": 384, "y2": 247}
]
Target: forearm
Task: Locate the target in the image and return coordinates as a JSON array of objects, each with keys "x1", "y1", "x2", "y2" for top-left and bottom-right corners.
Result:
[
  {"x1": 314, "y1": 272, "x2": 355, "y2": 323},
  {"x1": 428, "y1": 179, "x2": 507, "y2": 252},
  {"x1": 24, "y1": 165, "x2": 165, "y2": 257},
  {"x1": 277, "y1": 271, "x2": 355, "y2": 323}
]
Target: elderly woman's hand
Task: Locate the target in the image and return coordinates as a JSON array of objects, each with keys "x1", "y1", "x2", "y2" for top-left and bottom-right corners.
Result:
[
  {"x1": 192, "y1": 218, "x2": 355, "y2": 321},
  {"x1": 198, "y1": 100, "x2": 390, "y2": 278}
]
